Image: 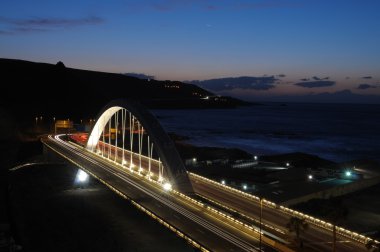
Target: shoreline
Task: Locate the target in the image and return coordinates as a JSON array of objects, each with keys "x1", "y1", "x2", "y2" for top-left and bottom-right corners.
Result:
[{"x1": 170, "y1": 132, "x2": 380, "y2": 171}]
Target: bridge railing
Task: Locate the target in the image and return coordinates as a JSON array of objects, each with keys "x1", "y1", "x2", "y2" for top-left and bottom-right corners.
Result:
[
  {"x1": 51, "y1": 135, "x2": 379, "y2": 248},
  {"x1": 64, "y1": 138, "x2": 291, "y2": 251},
  {"x1": 43, "y1": 138, "x2": 211, "y2": 252},
  {"x1": 188, "y1": 172, "x2": 379, "y2": 246}
]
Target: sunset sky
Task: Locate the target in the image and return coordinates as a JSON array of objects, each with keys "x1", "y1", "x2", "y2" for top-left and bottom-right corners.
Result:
[{"x1": 1, "y1": 0, "x2": 379, "y2": 101}]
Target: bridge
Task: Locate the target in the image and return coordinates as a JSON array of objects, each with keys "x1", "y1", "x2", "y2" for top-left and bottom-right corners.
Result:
[{"x1": 42, "y1": 99, "x2": 378, "y2": 252}]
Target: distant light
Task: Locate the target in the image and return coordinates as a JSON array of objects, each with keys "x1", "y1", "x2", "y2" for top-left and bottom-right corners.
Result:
[
  {"x1": 221, "y1": 180, "x2": 226, "y2": 185},
  {"x1": 130, "y1": 163, "x2": 135, "y2": 168},
  {"x1": 192, "y1": 158, "x2": 197, "y2": 162},
  {"x1": 286, "y1": 162, "x2": 290, "y2": 167},
  {"x1": 77, "y1": 169, "x2": 89, "y2": 182},
  {"x1": 345, "y1": 171, "x2": 352, "y2": 177},
  {"x1": 308, "y1": 175, "x2": 313, "y2": 180},
  {"x1": 243, "y1": 184, "x2": 247, "y2": 190},
  {"x1": 163, "y1": 182, "x2": 172, "y2": 191},
  {"x1": 122, "y1": 159, "x2": 127, "y2": 165},
  {"x1": 254, "y1": 155, "x2": 258, "y2": 161}
]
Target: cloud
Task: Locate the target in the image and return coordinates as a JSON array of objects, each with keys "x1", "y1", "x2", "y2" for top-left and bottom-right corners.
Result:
[
  {"x1": 294, "y1": 81, "x2": 335, "y2": 88},
  {"x1": 189, "y1": 76, "x2": 278, "y2": 91},
  {"x1": 13, "y1": 27, "x2": 49, "y2": 33},
  {"x1": 0, "y1": 16, "x2": 104, "y2": 34},
  {"x1": 17, "y1": 16, "x2": 103, "y2": 27},
  {"x1": 234, "y1": 1, "x2": 302, "y2": 10},
  {"x1": 311, "y1": 90, "x2": 380, "y2": 103},
  {"x1": 131, "y1": 0, "x2": 300, "y2": 12},
  {"x1": 362, "y1": 76, "x2": 373, "y2": 79},
  {"x1": 205, "y1": 5, "x2": 219, "y2": 11},
  {"x1": 239, "y1": 90, "x2": 380, "y2": 104},
  {"x1": 124, "y1": 73, "x2": 155, "y2": 80},
  {"x1": 0, "y1": 30, "x2": 12, "y2": 35},
  {"x1": 277, "y1": 74, "x2": 286, "y2": 78},
  {"x1": 247, "y1": 83, "x2": 276, "y2": 90},
  {"x1": 306, "y1": 76, "x2": 329, "y2": 81},
  {"x1": 357, "y1": 84, "x2": 377, "y2": 90},
  {"x1": 147, "y1": 0, "x2": 210, "y2": 12}
]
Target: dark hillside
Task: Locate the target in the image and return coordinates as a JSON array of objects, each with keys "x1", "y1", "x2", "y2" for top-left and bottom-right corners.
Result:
[{"x1": 0, "y1": 58, "x2": 247, "y2": 122}]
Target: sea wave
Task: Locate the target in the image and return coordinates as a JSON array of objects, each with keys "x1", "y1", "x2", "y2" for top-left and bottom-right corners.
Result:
[{"x1": 152, "y1": 103, "x2": 380, "y2": 162}]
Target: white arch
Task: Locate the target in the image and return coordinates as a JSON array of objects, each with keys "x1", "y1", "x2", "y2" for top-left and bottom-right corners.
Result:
[
  {"x1": 87, "y1": 106, "x2": 122, "y2": 152},
  {"x1": 85, "y1": 99, "x2": 193, "y2": 194}
]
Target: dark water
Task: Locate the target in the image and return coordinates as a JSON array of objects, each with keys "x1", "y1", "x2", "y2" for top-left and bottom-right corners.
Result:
[{"x1": 152, "y1": 103, "x2": 380, "y2": 162}]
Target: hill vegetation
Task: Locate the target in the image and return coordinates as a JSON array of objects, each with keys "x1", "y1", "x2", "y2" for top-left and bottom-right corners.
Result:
[{"x1": 0, "y1": 58, "x2": 248, "y2": 123}]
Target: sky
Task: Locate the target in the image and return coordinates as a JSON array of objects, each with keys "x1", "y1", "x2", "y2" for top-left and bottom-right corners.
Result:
[{"x1": 1, "y1": 0, "x2": 380, "y2": 102}]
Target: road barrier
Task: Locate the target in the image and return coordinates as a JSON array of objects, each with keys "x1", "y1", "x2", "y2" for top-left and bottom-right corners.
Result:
[
  {"x1": 42, "y1": 139, "x2": 210, "y2": 252},
  {"x1": 189, "y1": 172, "x2": 380, "y2": 246}
]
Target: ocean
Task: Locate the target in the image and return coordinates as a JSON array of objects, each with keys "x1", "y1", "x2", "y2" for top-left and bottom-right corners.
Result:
[{"x1": 151, "y1": 103, "x2": 380, "y2": 162}]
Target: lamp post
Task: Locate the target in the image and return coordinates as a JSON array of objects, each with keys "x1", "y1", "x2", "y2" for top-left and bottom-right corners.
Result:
[
  {"x1": 52, "y1": 117, "x2": 56, "y2": 135},
  {"x1": 259, "y1": 198, "x2": 263, "y2": 251}
]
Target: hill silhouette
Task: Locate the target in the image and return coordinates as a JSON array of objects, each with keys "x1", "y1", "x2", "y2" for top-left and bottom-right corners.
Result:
[{"x1": 0, "y1": 58, "x2": 247, "y2": 123}]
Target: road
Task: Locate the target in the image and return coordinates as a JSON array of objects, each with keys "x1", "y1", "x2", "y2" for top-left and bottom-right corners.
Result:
[
  {"x1": 46, "y1": 135, "x2": 371, "y2": 252},
  {"x1": 191, "y1": 174, "x2": 368, "y2": 252},
  {"x1": 88, "y1": 139, "x2": 372, "y2": 251},
  {"x1": 114, "y1": 139, "x2": 370, "y2": 252},
  {"x1": 44, "y1": 135, "x2": 275, "y2": 252}
]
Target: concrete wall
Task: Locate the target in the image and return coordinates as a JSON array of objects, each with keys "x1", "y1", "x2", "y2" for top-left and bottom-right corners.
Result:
[{"x1": 282, "y1": 176, "x2": 380, "y2": 206}]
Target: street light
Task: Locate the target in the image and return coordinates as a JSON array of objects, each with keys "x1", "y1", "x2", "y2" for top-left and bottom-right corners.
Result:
[
  {"x1": 76, "y1": 169, "x2": 89, "y2": 183},
  {"x1": 345, "y1": 170, "x2": 352, "y2": 177},
  {"x1": 52, "y1": 117, "x2": 56, "y2": 135},
  {"x1": 260, "y1": 198, "x2": 262, "y2": 250},
  {"x1": 163, "y1": 182, "x2": 172, "y2": 191}
]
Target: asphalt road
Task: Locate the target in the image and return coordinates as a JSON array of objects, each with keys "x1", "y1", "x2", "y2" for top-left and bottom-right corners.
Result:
[
  {"x1": 94, "y1": 140, "x2": 371, "y2": 251},
  {"x1": 44, "y1": 136, "x2": 272, "y2": 252},
  {"x1": 190, "y1": 175, "x2": 368, "y2": 252},
  {"x1": 45, "y1": 136, "x2": 371, "y2": 252}
]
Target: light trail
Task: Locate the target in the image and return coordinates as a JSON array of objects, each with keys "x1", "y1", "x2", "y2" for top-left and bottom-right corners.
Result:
[
  {"x1": 49, "y1": 135, "x2": 261, "y2": 252},
  {"x1": 46, "y1": 134, "x2": 377, "y2": 252}
]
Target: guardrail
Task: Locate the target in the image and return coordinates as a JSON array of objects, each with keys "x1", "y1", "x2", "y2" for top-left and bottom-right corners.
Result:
[
  {"x1": 188, "y1": 172, "x2": 380, "y2": 246},
  {"x1": 48, "y1": 137, "x2": 379, "y2": 248},
  {"x1": 52, "y1": 138, "x2": 293, "y2": 251},
  {"x1": 42, "y1": 139, "x2": 210, "y2": 252},
  {"x1": 197, "y1": 193, "x2": 286, "y2": 235}
]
